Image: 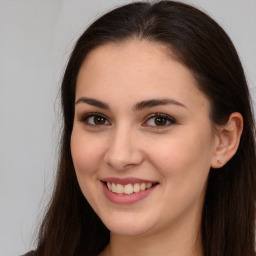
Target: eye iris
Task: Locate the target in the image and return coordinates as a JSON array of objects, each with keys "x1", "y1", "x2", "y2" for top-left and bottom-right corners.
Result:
[
  {"x1": 94, "y1": 116, "x2": 105, "y2": 125},
  {"x1": 155, "y1": 117, "x2": 167, "y2": 126}
]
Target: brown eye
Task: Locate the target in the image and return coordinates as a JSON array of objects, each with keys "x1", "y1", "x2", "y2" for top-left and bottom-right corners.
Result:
[
  {"x1": 143, "y1": 113, "x2": 176, "y2": 128},
  {"x1": 94, "y1": 116, "x2": 106, "y2": 125},
  {"x1": 81, "y1": 113, "x2": 110, "y2": 126},
  {"x1": 154, "y1": 117, "x2": 168, "y2": 126}
]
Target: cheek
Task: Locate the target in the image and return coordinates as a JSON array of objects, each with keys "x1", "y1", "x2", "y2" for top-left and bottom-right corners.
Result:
[
  {"x1": 149, "y1": 128, "x2": 214, "y2": 182},
  {"x1": 70, "y1": 129, "x2": 105, "y2": 209},
  {"x1": 148, "y1": 130, "x2": 213, "y2": 216},
  {"x1": 70, "y1": 129, "x2": 105, "y2": 177}
]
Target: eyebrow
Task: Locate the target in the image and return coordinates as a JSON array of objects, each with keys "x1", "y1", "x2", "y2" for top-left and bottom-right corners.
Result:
[
  {"x1": 133, "y1": 98, "x2": 186, "y2": 111},
  {"x1": 75, "y1": 97, "x2": 110, "y2": 109},
  {"x1": 75, "y1": 97, "x2": 186, "y2": 111}
]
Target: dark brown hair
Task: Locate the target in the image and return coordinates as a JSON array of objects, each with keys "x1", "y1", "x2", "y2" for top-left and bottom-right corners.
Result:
[{"x1": 35, "y1": 1, "x2": 256, "y2": 255}]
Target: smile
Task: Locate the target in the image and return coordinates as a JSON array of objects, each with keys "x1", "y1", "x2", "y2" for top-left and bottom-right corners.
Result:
[
  {"x1": 101, "y1": 177, "x2": 159, "y2": 204},
  {"x1": 106, "y1": 182, "x2": 153, "y2": 194}
]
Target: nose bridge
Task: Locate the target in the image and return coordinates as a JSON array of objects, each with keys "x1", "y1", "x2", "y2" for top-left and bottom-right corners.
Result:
[{"x1": 104, "y1": 123, "x2": 143, "y2": 170}]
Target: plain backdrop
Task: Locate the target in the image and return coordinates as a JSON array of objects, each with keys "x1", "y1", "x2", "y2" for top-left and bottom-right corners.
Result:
[{"x1": 0, "y1": 0, "x2": 255, "y2": 255}]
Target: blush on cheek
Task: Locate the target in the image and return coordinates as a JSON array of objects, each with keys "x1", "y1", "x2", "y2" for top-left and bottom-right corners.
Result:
[
  {"x1": 71, "y1": 134, "x2": 91, "y2": 173},
  {"x1": 72, "y1": 154, "x2": 94, "y2": 177},
  {"x1": 155, "y1": 139, "x2": 210, "y2": 179}
]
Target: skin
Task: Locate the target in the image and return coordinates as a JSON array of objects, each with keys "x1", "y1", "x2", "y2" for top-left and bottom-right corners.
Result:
[{"x1": 70, "y1": 39, "x2": 242, "y2": 256}]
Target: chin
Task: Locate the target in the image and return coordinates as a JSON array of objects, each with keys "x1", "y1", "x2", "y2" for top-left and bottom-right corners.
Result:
[
  {"x1": 107, "y1": 223, "x2": 150, "y2": 237},
  {"x1": 99, "y1": 212, "x2": 156, "y2": 237}
]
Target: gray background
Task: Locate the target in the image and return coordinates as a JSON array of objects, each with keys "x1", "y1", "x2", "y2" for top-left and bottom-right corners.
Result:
[{"x1": 0, "y1": 0, "x2": 255, "y2": 255}]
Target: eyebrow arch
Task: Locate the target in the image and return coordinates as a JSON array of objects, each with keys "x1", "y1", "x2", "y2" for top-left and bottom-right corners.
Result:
[
  {"x1": 75, "y1": 97, "x2": 110, "y2": 109},
  {"x1": 134, "y1": 98, "x2": 186, "y2": 111},
  {"x1": 75, "y1": 97, "x2": 186, "y2": 111}
]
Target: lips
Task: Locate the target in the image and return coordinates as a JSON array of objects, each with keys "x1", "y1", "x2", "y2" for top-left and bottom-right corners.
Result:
[{"x1": 101, "y1": 177, "x2": 159, "y2": 204}]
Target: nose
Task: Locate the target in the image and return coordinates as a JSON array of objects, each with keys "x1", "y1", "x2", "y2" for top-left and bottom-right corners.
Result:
[{"x1": 104, "y1": 126, "x2": 144, "y2": 171}]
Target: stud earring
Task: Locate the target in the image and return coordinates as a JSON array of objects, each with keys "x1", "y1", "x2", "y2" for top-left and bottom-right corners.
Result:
[{"x1": 217, "y1": 159, "x2": 222, "y2": 165}]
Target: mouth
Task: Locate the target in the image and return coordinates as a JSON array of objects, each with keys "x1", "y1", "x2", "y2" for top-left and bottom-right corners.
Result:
[
  {"x1": 102, "y1": 181, "x2": 158, "y2": 195},
  {"x1": 101, "y1": 178, "x2": 159, "y2": 204}
]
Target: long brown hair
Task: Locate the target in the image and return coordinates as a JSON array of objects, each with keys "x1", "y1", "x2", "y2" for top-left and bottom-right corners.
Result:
[{"x1": 35, "y1": 1, "x2": 256, "y2": 255}]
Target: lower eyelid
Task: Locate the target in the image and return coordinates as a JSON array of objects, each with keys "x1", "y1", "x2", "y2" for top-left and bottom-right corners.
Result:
[
  {"x1": 143, "y1": 114, "x2": 176, "y2": 126},
  {"x1": 78, "y1": 113, "x2": 110, "y2": 124}
]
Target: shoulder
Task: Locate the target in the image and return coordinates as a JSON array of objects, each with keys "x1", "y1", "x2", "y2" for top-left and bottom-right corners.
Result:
[{"x1": 20, "y1": 251, "x2": 36, "y2": 256}]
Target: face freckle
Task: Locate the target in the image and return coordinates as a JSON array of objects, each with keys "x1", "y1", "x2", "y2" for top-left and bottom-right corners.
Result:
[{"x1": 71, "y1": 39, "x2": 217, "y2": 238}]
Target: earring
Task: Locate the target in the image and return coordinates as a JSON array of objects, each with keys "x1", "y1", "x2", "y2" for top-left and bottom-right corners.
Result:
[{"x1": 217, "y1": 159, "x2": 222, "y2": 165}]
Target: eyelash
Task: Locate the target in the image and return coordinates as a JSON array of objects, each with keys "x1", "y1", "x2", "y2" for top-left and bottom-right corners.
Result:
[
  {"x1": 79, "y1": 112, "x2": 110, "y2": 127},
  {"x1": 143, "y1": 113, "x2": 176, "y2": 128},
  {"x1": 79, "y1": 112, "x2": 176, "y2": 128}
]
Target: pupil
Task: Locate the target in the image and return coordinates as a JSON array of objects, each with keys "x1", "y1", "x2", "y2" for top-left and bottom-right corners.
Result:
[
  {"x1": 94, "y1": 116, "x2": 105, "y2": 125},
  {"x1": 155, "y1": 117, "x2": 166, "y2": 126}
]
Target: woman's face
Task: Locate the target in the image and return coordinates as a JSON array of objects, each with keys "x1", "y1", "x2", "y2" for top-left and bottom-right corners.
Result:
[{"x1": 71, "y1": 40, "x2": 218, "y2": 237}]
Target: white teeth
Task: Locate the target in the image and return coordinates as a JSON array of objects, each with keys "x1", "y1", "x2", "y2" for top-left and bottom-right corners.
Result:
[
  {"x1": 140, "y1": 183, "x2": 146, "y2": 191},
  {"x1": 107, "y1": 182, "x2": 112, "y2": 190},
  {"x1": 146, "y1": 183, "x2": 152, "y2": 189},
  {"x1": 112, "y1": 183, "x2": 117, "y2": 193},
  {"x1": 106, "y1": 182, "x2": 154, "y2": 194},
  {"x1": 133, "y1": 183, "x2": 140, "y2": 193},
  {"x1": 124, "y1": 184, "x2": 133, "y2": 194},
  {"x1": 116, "y1": 184, "x2": 124, "y2": 194}
]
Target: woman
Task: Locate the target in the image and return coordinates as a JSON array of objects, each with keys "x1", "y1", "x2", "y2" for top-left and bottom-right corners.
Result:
[{"x1": 25, "y1": 1, "x2": 256, "y2": 255}]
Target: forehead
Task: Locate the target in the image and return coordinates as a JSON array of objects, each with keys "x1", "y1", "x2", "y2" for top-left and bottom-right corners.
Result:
[
  {"x1": 76, "y1": 39, "x2": 210, "y2": 112},
  {"x1": 78, "y1": 39, "x2": 176, "y2": 78}
]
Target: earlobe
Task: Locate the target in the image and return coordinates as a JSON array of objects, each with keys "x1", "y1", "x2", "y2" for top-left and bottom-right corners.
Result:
[{"x1": 211, "y1": 112, "x2": 243, "y2": 169}]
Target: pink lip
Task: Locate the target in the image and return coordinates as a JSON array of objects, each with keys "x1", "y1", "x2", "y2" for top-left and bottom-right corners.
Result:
[
  {"x1": 101, "y1": 178, "x2": 158, "y2": 204},
  {"x1": 101, "y1": 177, "x2": 158, "y2": 185}
]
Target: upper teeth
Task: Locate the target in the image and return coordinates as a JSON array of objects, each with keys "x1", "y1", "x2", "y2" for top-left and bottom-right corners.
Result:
[{"x1": 107, "y1": 182, "x2": 153, "y2": 194}]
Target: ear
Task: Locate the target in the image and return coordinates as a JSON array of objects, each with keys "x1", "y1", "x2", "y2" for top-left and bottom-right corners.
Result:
[{"x1": 211, "y1": 112, "x2": 243, "y2": 168}]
